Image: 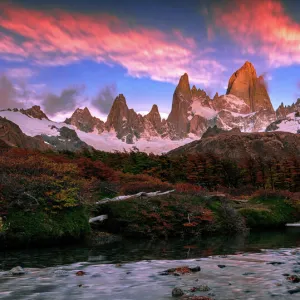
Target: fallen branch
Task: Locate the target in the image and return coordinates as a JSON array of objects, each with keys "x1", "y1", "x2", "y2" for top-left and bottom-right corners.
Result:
[
  {"x1": 89, "y1": 215, "x2": 108, "y2": 223},
  {"x1": 96, "y1": 190, "x2": 175, "y2": 205}
]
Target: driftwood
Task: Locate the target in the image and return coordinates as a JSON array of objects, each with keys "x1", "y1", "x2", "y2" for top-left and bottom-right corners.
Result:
[
  {"x1": 90, "y1": 190, "x2": 175, "y2": 223},
  {"x1": 89, "y1": 215, "x2": 108, "y2": 223},
  {"x1": 96, "y1": 190, "x2": 175, "y2": 205}
]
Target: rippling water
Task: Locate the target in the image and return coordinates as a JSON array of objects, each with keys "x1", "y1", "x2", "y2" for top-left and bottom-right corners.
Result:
[{"x1": 0, "y1": 229, "x2": 300, "y2": 299}]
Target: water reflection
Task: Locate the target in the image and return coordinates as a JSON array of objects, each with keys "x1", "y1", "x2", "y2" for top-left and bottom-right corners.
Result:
[{"x1": 1, "y1": 229, "x2": 300, "y2": 271}]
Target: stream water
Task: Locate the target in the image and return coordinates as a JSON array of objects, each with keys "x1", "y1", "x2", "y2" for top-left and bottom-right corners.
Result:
[{"x1": 0, "y1": 229, "x2": 300, "y2": 299}]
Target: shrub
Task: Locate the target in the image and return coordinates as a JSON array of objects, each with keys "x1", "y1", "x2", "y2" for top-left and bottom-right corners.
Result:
[
  {"x1": 174, "y1": 183, "x2": 203, "y2": 194},
  {"x1": 213, "y1": 201, "x2": 247, "y2": 234},
  {"x1": 119, "y1": 173, "x2": 173, "y2": 194}
]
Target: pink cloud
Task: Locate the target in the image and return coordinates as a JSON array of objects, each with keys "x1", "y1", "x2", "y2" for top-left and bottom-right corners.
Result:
[
  {"x1": 0, "y1": 4, "x2": 225, "y2": 85},
  {"x1": 212, "y1": 0, "x2": 300, "y2": 68}
]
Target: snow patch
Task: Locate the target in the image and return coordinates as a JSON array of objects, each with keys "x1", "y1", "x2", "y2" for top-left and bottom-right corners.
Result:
[{"x1": 190, "y1": 101, "x2": 218, "y2": 119}]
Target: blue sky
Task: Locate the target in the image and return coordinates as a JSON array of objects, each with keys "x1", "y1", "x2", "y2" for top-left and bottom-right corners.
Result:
[{"x1": 0, "y1": 0, "x2": 299, "y2": 120}]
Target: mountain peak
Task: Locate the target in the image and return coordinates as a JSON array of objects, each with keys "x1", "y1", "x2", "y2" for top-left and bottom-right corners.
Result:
[
  {"x1": 65, "y1": 106, "x2": 104, "y2": 133},
  {"x1": 177, "y1": 73, "x2": 190, "y2": 93},
  {"x1": 150, "y1": 104, "x2": 159, "y2": 114},
  {"x1": 20, "y1": 105, "x2": 49, "y2": 120},
  {"x1": 226, "y1": 61, "x2": 273, "y2": 112},
  {"x1": 115, "y1": 94, "x2": 127, "y2": 104}
]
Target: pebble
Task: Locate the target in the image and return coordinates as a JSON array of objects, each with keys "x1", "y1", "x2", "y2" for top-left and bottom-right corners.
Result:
[{"x1": 172, "y1": 287, "x2": 184, "y2": 297}]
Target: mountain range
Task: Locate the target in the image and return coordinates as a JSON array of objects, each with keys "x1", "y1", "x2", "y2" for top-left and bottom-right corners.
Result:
[{"x1": 0, "y1": 61, "x2": 299, "y2": 154}]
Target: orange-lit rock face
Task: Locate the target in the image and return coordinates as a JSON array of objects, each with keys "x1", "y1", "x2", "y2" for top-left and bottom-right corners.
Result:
[{"x1": 226, "y1": 62, "x2": 274, "y2": 112}]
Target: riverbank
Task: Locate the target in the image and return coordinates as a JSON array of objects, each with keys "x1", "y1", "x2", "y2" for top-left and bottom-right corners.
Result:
[{"x1": 1, "y1": 191, "x2": 299, "y2": 250}]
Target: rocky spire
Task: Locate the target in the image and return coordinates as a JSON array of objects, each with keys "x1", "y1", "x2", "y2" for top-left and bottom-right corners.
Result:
[
  {"x1": 105, "y1": 94, "x2": 144, "y2": 143},
  {"x1": 167, "y1": 73, "x2": 192, "y2": 138},
  {"x1": 226, "y1": 61, "x2": 274, "y2": 112},
  {"x1": 65, "y1": 107, "x2": 104, "y2": 133},
  {"x1": 105, "y1": 94, "x2": 129, "y2": 133},
  {"x1": 145, "y1": 104, "x2": 162, "y2": 131}
]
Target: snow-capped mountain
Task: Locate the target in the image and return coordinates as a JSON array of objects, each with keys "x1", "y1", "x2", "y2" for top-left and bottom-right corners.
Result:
[{"x1": 0, "y1": 61, "x2": 299, "y2": 154}]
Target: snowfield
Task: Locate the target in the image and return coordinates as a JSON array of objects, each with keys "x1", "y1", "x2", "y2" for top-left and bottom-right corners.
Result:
[
  {"x1": 0, "y1": 111, "x2": 196, "y2": 154},
  {"x1": 274, "y1": 113, "x2": 300, "y2": 133}
]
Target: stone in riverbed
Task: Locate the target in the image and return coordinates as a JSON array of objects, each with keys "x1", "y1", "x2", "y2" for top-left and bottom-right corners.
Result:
[
  {"x1": 10, "y1": 266, "x2": 25, "y2": 275},
  {"x1": 217, "y1": 264, "x2": 226, "y2": 268},
  {"x1": 288, "y1": 287, "x2": 300, "y2": 294},
  {"x1": 287, "y1": 275, "x2": 300, "y2": 283},
  {"x1": 172, "y1": 287, "x2": 184, "y2": 297},
  {"x1": 267, "y1": 261, "x2": 285, "y2": 266},
  {"x1": 160, "y1": 265, "x2": 201, "y2": 276},
  {"x1": 190, "y1": 285, "x2": 211, "y2": 292}
]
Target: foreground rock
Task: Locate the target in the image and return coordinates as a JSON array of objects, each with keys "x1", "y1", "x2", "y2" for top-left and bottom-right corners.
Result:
[
  {"x1": 160, "y1": 266, "x2": 201, "y2": 276},
  {"x1": 10, "y1": 266, "x2": 26, "y2": 276}
]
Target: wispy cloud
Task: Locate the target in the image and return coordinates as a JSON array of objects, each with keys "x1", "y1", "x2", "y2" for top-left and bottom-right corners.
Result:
[
  {"x1": 0, "y1": 3, "x2": 225, "y2": 86},
  {"x1": 211, "y1": 0, "x2": 300, "y2": 68},
  {"x1": 5, "y1": 67, "x2": 36, "y2": 79}
]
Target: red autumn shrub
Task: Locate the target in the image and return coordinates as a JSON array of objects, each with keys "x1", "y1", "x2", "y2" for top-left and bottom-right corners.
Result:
[
  {"x1": 174, "y1": 182, "x2": 202, "y2": 194},
  {"x1": 76, "y1": 157, "x2": 118, "y2": 181}
]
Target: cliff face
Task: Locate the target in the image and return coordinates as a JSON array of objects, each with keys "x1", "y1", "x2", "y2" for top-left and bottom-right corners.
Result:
[
  {"x1": 226, "y1": 61, "x2": 274, "y2": 112},
  {"x1": 167, "y1": 73, "x2": 192, "y2": 138}
]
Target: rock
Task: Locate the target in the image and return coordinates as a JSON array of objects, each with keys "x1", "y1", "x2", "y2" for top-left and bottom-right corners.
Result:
[
  {"x1": 287, "y1": 275, "x2": 300, "y2": 283},
  {"x1": 160, "y1": 266, "x2": 201, "y2": 276},
  {"x1": 65, "y1": 107, "x2": 105, "y2": 133},
  {"x1": 189, "y1": 266, "x2": 201, "y2": 273},
  {"x1": 172, "y1": 287, "x2": 184, "y2": 297},
  {"x1": 267, "y1": 261, "x2": 285, "y2": 266},
  {"x1": 288, "y1": 287, "x2": 300, "y2": 294},
  {"x1": 218, "y1": 264, "x2": 226, "y2": 268},
  {"x1": 242, "y1": 272, "x2": 256, "y2": 276},
  {"x1": 144, "y1": 104, "x2": 162, "y2": 132},
  {"x1": 190, "y1": 285, "x2": 210, "y2": 292},
  {"x1": 276, "y1": 99, "x2": 300, "y2": 119},
  {"x1": 226, "y1": 61, "x2": 274, "y2": 112},
  {"x1": 167, "y1": 73, "x2": 192, "y2": 138},
  {"x1": 75, "y1": 271, "x2": 86, "y2": 276},
  {"x1": 41, "y1": 126, "x2": 92, "y2": 152},
  {"x1": 105, "y1": 94, "x2": 145, "y2": 143},
  {"x1": 20, "y1": 106, "x2": 49, "y2": 120},
  {"x1": 10, "y1": 266, "x2": 25, "y2": 275}
]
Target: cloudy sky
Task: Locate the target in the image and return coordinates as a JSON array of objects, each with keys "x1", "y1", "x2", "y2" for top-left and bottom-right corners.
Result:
[{"x1": 0, "y1": 0, "x2": 299, "y2": 120}]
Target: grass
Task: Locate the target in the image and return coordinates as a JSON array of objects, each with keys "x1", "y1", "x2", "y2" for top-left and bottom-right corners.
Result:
[{"x1": 238, "y1": 195, "x2": 298, "y2": 228}]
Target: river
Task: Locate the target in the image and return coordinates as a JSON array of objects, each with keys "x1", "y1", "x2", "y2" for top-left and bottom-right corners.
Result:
[{"x1": 0, "y1": 229, "x2": 300, "y2": 299}]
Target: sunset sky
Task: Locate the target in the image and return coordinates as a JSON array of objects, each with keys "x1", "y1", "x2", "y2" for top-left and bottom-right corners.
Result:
[{"x1": 0, "y1": 0, "x2": 300, "y2": 120}]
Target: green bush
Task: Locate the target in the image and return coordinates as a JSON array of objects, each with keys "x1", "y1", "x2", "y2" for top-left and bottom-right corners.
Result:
[{"x1": 3, "y1": 207, "x2": 90, "y2": 247}]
